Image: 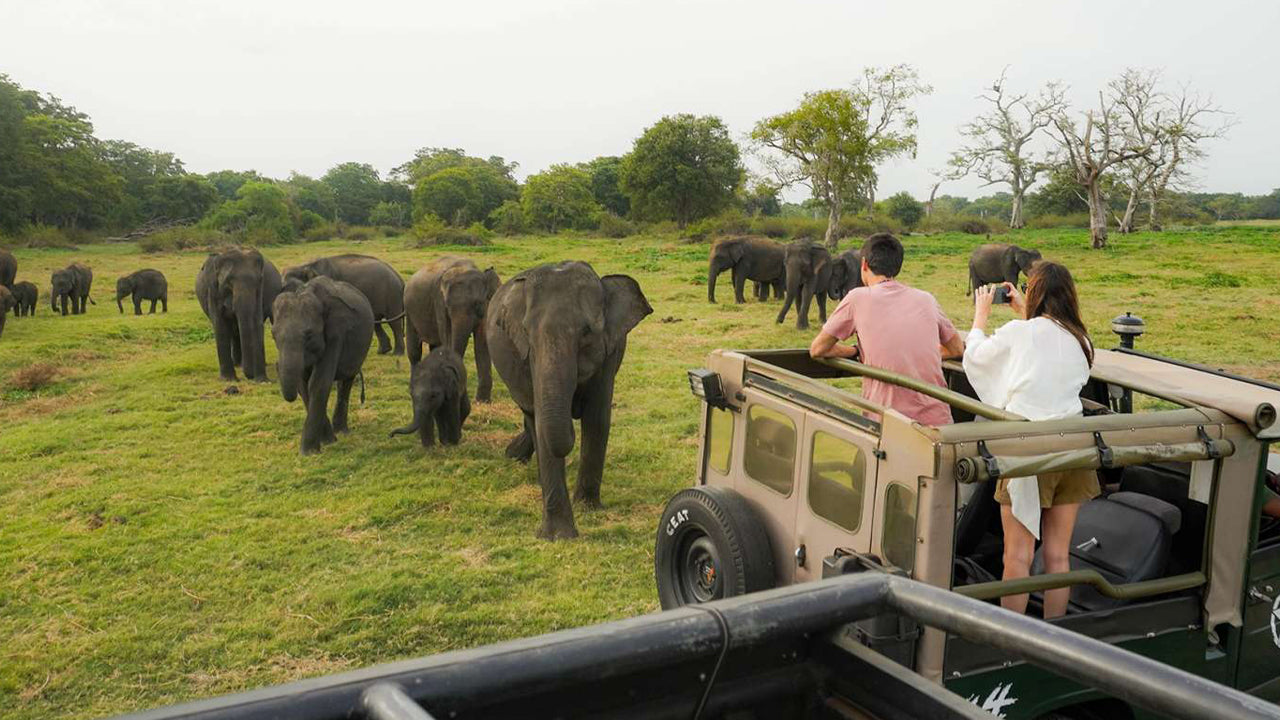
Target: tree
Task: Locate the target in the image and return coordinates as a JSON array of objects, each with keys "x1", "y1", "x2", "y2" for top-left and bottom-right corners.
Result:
[
  {"x1": 884, "y1": 192, "x2": 924, "y2": 228},
  {"x1": 751, "y1": 90, "x2": 872, "y2": 248},
  {"x1": 580, "y1": 156, "x2": 630, "y2": 216},
  {"x1": 1025, "y1": 167, "x2": 1090, "y2": 217},
  {"x1": 393, "y1": 147, "x2": 517, "y2": 186},
  {"x1": 620, "y1": 114, "x2": 741, "y2": 226},
  {"x1": 203, "y1": 180, "x2": 295, "y2": 242},
  {"x1": 741, "y1": 177, "x2": 782, "y2": 216},
  {"x1": 949, "y1": 70, "x2": 1064, "y2": 228},
  {"x1": 322, "y1": 162, "x2": 384, "y2": 225},
  {"x1": 144, "y1": 175, "x2": 219, "y2": 221},
  {"x1": 205, "y1": 169, "x2": 267, "y2": 202},
  {"x1": 412, "y1": 167, "x2": 481, "y2": 225},
  {"x1": 368, "y1": 200, "x2": 409, "y2": 228},
  {"x1": 1049, "y1": 87, "x2": 1155, "y2": 248},
  {"x1": 283, "y1": 172, "x2": 337, "y2": 220},
  {"x1": 853, "y1": 65, "x2": 933, "y2": 213},
  {"x1": 521, "y1": 164, "x2": 600, "y2": 233}
]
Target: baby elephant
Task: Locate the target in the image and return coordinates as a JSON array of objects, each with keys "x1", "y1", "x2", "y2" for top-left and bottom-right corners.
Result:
[
  {"x1": 10, "y1": 281, "x2": 37, "y2": 317},
  {"x1": 271, "y1": 276, "x2": 375, "y2": 455},
  {"x1": 117, "y1": 269, "x2": 169, "y2": 315},
  {"x1": 0, "y1": 286, "x2": 13, "y2": 339},
  {"x1": 50, "y1": 263, "x2": 94, "y2": 315},
  {"x1": 390, "y1": 347, "x2": 470, "y2": 447}
]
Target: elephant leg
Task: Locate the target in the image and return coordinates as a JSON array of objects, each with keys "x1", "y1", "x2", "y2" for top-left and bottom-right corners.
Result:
[
  {"x1": 149, "y1": 298, "x2": 157, "y2": 314},
  {"x1": 419, "y1": 413, "x2": 437, "y2": 447},
  {"x1": 332, "y1": 376, "x2": 354, "y2": 434},
  {"x1": 574, "y1": 369, "x2": 617, "y2": 509},
  {"x1": 391, "y1": 317, "x2": 405, "y2": 356},
  {"x1": 406, "y1": 321, "x2": 423, "y2": 365},
  {"x1": 731, "y1": 267, "x2": 748, "y2": 304},
  {"x1": 373, "y1": 322, "x2": 392, "y2": 355},
  {"x1": 796, "y1": 284, "x2": 813, "y2": 330},
  {"x1": 773, "y1": 280, "x2": 784, "y2": 299},
  {"x1": 816, "y1": 292, "x2": 828, "y2": 324},
  {"x1": 535, "y1": 423, "x2": 578, "y2": 540},
  {"x1": 474, "y1": 327, "x2": 493, "y2": 403},
  {"x1": 212, "y1": 316, "x2": 238, "y2": 381},
  {"x1": 302, "y1": 363, "x2": 337, "y2": 454},
  {"x1": 59, "y1": 295, "x2": 67, "y2": 316},
  {"x1": 505, "y1": 411, "x2": 536, "y2": 462},
  {"x1": 230, "y1": 323, "x2": 243, "y2": 368},
  {"x1": 134, "y1": 294, "x2": 143, "y2": 316},
  {"x1": 776, "y1": 274, "x2": 800, "y2": 324}
]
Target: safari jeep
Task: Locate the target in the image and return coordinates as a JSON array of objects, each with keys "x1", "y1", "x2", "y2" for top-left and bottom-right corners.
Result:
[{"x1": 657, "y1": 328, "x2": 1280, "y2": 719}]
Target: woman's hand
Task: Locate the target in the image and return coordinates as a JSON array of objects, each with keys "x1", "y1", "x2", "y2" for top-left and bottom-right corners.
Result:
[
  {"x1": 1004, "y1": 282, "x2": 1027, "y2": 318},
  {"x1": 972, "y1": 284, "x2": 996, "y2": 331}
]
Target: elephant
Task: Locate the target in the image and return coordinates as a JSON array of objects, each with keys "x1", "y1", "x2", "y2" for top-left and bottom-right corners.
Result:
[
  {"x1": 827, "y1": 249, "x2": 863, "y2": 301},
  {"x1": 116, "y1": 269, "x2": 168, "y2": 315},
  {"x1": 283, "y1": 254, "x2": 405, "y2": 355},
  {"x1": 270, "y1": 276, "x2": 375, "y2": 455},
  {"x1": 10, "y1": 281, "x2": 37, "y2": 317},
  {"x1": 968, "y1": 243, "x2": 1042, "y2": 295},
  {"x1": 196, "y1": 248, "x2": 281, "y2": 381},
  {"x1": 707, "y1": 237, "x2": 785, "y2": 304},
  {"x1": 50, "y1": 263, "x2": 94, "y2": 315},
  {"x1": 486, "y1": 261, "x2": 652, "y2": 540},
  {"x1": 0, "y1": 286, "x2": 12, "y2": 339},
  {"x1": 389, "y1": 347, "x2": 471, "y2": 448},
  {"x1": 0, "y1": 249, "x2": 14, "y2": 288},
  {"x1": 775, "y1": 240, "x2": 832, "y2": 330},
  {"x1": 404, "y1": 256, "x2": 500, "y2": 402}
]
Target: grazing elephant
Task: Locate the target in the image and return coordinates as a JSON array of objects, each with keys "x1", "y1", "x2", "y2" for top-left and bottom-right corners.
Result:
[
  {"x1": 486, "y1": 261, "x2": 652, "y2": 540},
  {"x1": 0, "y1": 249, "x2": 15, "y2": 288},
  {"x1": 283, "y1": 254, "x2": 405, "y2": 355},
  {"x1": 116, "y1": 269, "x2": 168, "y2": 315},
  {"x1": 776, "y1": 240, "x2": 832, "y2": 330},
  {"x1": 707, "y1": 237, "x2": 785, "y2": 304},
  {"x1": 968, "y1": 243, "x2": 1042, "y2": 295},
  {"x1": 50, "y1": 263, "x2": 94, "y2": 315},
  {"x1": 0, "y1": 286, "x2": 12, "y2": 339},
  {"x1": 271, "y1": 276, "x2": 375, "y2": 455},
  {"x1": 389, "y1": 347, "x2": 471, "y2": 447},
  {"x1": 827, "y1": 249, "x2": 863, "y2": 301},
  {"x1": 196, "y1": 248, "x2": 280, "y2": 381},
  {"x1": 404, "y1": 256, "x2": 500, "y2": 402},
  {"x1": 11, "y1": 281, "x2": 36, "y2": 317}
]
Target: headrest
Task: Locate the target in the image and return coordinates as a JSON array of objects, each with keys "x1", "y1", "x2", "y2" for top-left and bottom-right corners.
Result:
[{"x1": 1108, "y1": 491, "x2": 1182, "y2": 535}]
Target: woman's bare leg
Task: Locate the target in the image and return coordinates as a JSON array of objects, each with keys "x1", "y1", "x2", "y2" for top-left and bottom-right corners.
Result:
[
  {"x1": 1039, "y1": 503, "x2": 1082, "y2": 618},
  {"x1": 999, "y1": 504, "x2": 1037, "y2": 614}
]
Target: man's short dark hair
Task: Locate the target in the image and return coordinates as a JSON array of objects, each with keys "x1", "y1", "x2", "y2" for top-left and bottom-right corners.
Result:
[{"x1": 861, "y1": 232, "x2": 904, "y2": 278}]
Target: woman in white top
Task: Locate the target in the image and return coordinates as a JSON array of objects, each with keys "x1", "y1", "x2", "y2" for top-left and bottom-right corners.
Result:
[{"x1": 963, "y1": 261, "x2": 1097, "y2": 618}]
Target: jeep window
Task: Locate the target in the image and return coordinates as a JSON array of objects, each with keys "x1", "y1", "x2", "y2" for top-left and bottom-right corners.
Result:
[
  {"x1": 882, "y1": 483, "x2": 917, "y2": 572},
  {"x1": 744, "y1": 405, "x2": 796, "y2": 495},
  {"x1": 707, "y1": 406, "x2": 734, "y2": 475},
  {"x1": 808, "y1": 432, "x2": 866, "y2": 532}
]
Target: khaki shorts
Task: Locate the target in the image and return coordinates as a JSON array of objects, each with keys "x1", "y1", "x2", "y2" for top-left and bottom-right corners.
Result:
[{"x1": 994, "y1": 469, "x2": 1101, "y2": 508}]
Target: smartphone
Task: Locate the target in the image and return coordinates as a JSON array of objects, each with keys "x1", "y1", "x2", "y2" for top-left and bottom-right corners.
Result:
[{"x1": 992, "y1": 286, "x2": 1011, "y2": 304}]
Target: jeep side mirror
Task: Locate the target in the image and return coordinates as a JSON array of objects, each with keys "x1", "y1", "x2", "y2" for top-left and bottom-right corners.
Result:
[{"x1": 688, "y1": 368, "x2": 731, "y2": 410}]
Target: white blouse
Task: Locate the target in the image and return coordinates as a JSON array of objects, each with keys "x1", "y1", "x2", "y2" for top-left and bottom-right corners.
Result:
[{"x1": 962, "y1": 317, "x2": 1090, "y2": 421}]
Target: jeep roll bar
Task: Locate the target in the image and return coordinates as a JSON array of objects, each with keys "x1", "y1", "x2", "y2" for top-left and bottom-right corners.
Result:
[
  {"x1": 956, "y1": 569, "x2": 1208, "y2": 603},
  {"x1": 955, "y1": 437, "x2": 1236, "y2": 483},
  {"x1": 113, "y1": 574, "x2": 1278, "y2": 720}
]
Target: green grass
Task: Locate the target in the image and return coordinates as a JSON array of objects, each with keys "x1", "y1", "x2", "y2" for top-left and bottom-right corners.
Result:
[{"x1": 2, "y1": 225, "x2": 1279, "y2": 718}]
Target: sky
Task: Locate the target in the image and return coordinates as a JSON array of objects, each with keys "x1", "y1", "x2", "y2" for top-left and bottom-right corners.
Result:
[{"x1": 3, "y1": 0, "x2": 1277, "y2": 201}]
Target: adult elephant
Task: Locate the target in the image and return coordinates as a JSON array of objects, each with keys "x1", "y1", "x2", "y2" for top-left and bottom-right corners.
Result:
[
  {"x1": 827, "y1": 249, "x2": 863, "y2": 301},
  {"x1": 271, "y1": 276, "x2": 374, "y2": 455},
  {"x1": 50, "y1": 263, "x2": 94, "y2": 315},
  {"x1": 486, "y1": 261, "x2": 652, "y2": 540},
  {"x1": 0, "y1": 286, "x2": 13, "y2": 339},
  {"x1": 283, "y1": 254, "x2": 405, "y2": 355},
  {"x1": 0, "y1": 249, "x2": 15, "y2": 288},
  {"x1": 707, "y1": 237, "x2": 784, "y2": 304},
  {"x1": 11, "y1": 281, "x2": 36, "y2": 316},
  {"x1": 404, "y1": 256, "x2": 500, "y2": 402},
  {"x1": 775, "y1": 240, "x2": 832, "y2": 330},
  {"x1": 116, "y1": 269, "x2": 168, "y2": 315},
  {"x1": 968, "y1": 243, "x2": 1042, "y2": 295},
  {"x1": 196, "y1": 248, "x2": 280, "y2": 381}
]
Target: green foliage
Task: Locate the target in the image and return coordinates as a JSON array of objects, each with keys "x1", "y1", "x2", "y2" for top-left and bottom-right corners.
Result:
[
  {"x1": 682, "y1": 210, "x2": 751, "y2": 241},
  {"x1": 620, "y1": 114, "x2": 742, "y2": 226},
  {"x1": 1025, "y1": 213, "x2": 1090, "y2": 230},
  {"x1": 919, "y1": 214, "x2": 1007, "y2": 235},
  {"x1": 1025, "y1": 170, "x2": 1089, "y2": 216},
  {"x1": 295, "y1": 210, "x2": 327, "y2": 233},
  {"x1": 283, "y1": 173, "x2": 338, "y2": 220},
  {"x1": 202, "y1": 181, "x2": 295, "y2": 243},
  {"x1": 740, "y1": 179, "x2": 782, "y2": 217},
  {"x1": 521, "y1": 164, "x2": 600, "y2": 233},
  {"x1": 322, "y1": 162, "x2": 384, "y2": 225},
  {"x1": 205, "y1": 169, "x2": 267, "y2": 202},
  {"x1": 408, "y1": 214, "x2": 491, "y2": 246},
  {"x1": 595, "y1": 213, "x2": 637, "y2": 238},
  {"x1": 137, "y1": 227, "x2": 233, "y2": 253},
  {"x1": 883, "y1": 191, "x2": 924, "y2": 228},
  {"x1": 15, "y1": 223, "x2": 77, "y2": 248},
  {"x1": 1188, "y1": 271, "x2": 1244, "y2": 288},
  {"x1": 487, "y1": 200, "x2": 527, "y2": 235},
  {"x1": 367, "y1": 201, "x2": 409, "y2": 228},
  {"x1": 580, "y1": 156, "x2": 630, "y2": 217},
  {"x1": 393, "y1": 147, "x2": 517, "y2": 187},
  {"x1": 143, "y1": 175, "x2": 220, "y2": 221},
  {"x1": 412, "y1": 164, "x2": 517, "y2": 227}
]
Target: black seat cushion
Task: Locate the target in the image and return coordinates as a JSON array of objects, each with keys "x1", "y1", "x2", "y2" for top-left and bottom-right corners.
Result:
[
  {"x1": 1033, "y1": 493, "x2": 1181, "y2": 612},
  {"x1": 1118, "y1": 463, "x2": 1204, "y2": 574}
]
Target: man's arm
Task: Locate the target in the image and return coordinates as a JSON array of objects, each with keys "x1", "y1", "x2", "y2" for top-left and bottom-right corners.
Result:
[
  {"x1": 810, "y1": 332, "x2": 858, "y2": 360},
  {"x1": 940, "y1": 332, "x2": 965, "y2": 360}
]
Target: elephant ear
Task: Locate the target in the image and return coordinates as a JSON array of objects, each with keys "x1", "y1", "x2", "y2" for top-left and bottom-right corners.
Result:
[
  {"x1": 310, "y1": 277, "x2": 364, "y2": 316},
  {"x1": 601, "y1": 274, "x2": 653, "y2": 357},
  {"x1": 483, "y1": 268, "x2": 500, "y2": 299},
  {"x1": 726, "y1": 240, "x2": 746, "y2": 262},
  {"x1": 495, "y1": 277, "x2": 531, "y2": 361}
]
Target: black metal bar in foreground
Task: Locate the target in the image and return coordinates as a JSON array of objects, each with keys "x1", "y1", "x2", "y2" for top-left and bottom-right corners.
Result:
[{"x1": 110, "y1": 574, "x2": 1280, "y2": 720}]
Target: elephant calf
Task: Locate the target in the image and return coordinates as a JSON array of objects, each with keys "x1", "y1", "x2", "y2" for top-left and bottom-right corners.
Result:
[
  {"x1": 708, "y1": 236, "x2": 785, "y2": 304},
  {"x1": 776, "y1": 240, "x2": 832, "y2": 330},
  {"x1": 50, "y1": 262, "x2": 94, "y2": 315},
  {"x1": 968, "y1": 243, "x2": 1042, "y2": 295},
  {"x1": 827, "y1": 249, "x2": 863, "y2": 301},
  {"x1": 0, "y1": 286, "x2": 13, "y2": 339},
  {"x1": 117, "y1": 269, "x2": 168, "y2": 315},
  {"x1": 404, "y1": 256, "x2": 500, "y2": 402},
  {"x1": 271, "y1": 276, "x2": 375, "y2": 455},
  {"x1": 390, "y1": 347, "x2": 470, "y2": 447},
  {"x1": 11, "y1": 281, "x2": 37, "y2": 317}
]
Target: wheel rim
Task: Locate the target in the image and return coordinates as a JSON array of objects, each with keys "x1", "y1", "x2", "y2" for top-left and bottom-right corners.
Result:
[{"x1": 676, "y1": 532, "x2": 723, "y2": 604}]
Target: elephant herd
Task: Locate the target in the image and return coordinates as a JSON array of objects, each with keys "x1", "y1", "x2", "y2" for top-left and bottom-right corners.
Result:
[
  {"x1": 194, "y1": 247, "x2": 653, "y2": 540},
  {"x1": 707, "y1": 235, "x2": 1042, "y2": 324}
]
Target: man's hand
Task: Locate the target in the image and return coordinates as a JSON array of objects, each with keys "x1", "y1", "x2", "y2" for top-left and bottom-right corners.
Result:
[
  {"x1": 810, "y1": 332, "x2": 858, "y2": 360},
  {"x1": 941, "y1": 332, "x2": 965, "y2": 360}
]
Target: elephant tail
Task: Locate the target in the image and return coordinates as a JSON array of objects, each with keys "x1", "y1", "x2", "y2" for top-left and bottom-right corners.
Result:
[
  {"x1": 375, "y1": 311, "x2": 406, "y2": 324},
  {"x1": 359, "y1": 370, "x2": 365, "y2": 404},
  {"x1": 87, "y1": 296, "x2": 96, "y2": 305}
]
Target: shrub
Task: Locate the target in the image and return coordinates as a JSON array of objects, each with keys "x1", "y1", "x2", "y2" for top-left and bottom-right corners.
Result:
[
  {"x1": 522, "y1": 164, "x2": 600, "y2": 233},
  {"x1": 302, "y1": 223, "x2": 336, "y2": 242},
  {"x1": 368, "y1": 200, "x2": 410, "y2": 228},
  {"x1": 19, "y1": 224, "x2": 77, "y2": 249},
  {"x1": 295, "y1": 209, "x2": 327, "y2": 233},
  {"x1": 596, "y1": 213, "x2": 636, "y2": 238},
  {"x1": 408, "y1": 215, "x2": 491, "y2": 247},
  {"x1": 1025, "y1": 213, "x2": 1090, "y2": 230},
  {"x1": 6, "y1": 363, "x2": 61, "y2": 392},
  {"x1": 488, "y1": 200, "x2": 527, "y2": 235},
  {"x1": 345, "y1": 226, "x2": 376, "y2": 242},
  {"x1": 139, "y1": 227, "x2": 233, "y2": 253},
  {"x1": 753, "y1": 216, "x2": 791, "y2": 238},
  {"x1": 884, "y1": 192, "x2": 925, "y2": 229},
  {"x1": 837, "y1": 215, "x2": 905, "y2": 239},
  {"x1": 682, "y1": 210, "x2": 751, "y2": 241}
]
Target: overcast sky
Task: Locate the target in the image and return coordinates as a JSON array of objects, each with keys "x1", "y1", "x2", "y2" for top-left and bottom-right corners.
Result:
[{"x1": 3, "y1": 0, "x2": 1277, "y2": 201}]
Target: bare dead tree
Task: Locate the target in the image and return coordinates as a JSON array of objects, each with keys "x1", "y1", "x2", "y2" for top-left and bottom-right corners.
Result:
[
  {"x1": 949, "y1": 70, "x2": 1065, "y2": 229},
  {"x1": 1145, "y1": 87, "x2": 1232, "y2": 229},
  {"x1": 852, "y1": 64, "x2": 933, "y2": 216}
]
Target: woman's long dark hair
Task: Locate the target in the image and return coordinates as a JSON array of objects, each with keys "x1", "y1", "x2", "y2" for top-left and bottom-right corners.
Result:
[{"x1": 1024, "y1": 261, "x2": 1093, "y2": 367}]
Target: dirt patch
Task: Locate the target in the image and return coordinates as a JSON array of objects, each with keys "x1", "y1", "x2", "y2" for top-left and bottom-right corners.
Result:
[{"x1": 6, "y1": 362, "x2": 61, "y2": 391}]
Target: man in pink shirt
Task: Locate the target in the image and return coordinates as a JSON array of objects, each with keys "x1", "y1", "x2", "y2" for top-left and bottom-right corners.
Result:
[{"x1": 809, "y1": 233, "x2": 963, "y2": 426}]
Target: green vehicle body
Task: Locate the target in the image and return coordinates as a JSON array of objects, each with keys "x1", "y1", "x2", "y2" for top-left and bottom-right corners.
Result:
[{"x1": 666, "y1": 344, "x2": 1280, "y2": 718}]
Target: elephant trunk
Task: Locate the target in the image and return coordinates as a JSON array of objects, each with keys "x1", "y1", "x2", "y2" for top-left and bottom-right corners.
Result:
[
  {"x1": 448, "y1": 306, "x2": 475, "y2": 357},
  {"x1": 277, "y1": 353, "x2": 303, "y2": 403},
  {"x1": 390, "y1": 403, "x2": 425, "y2": 437},
  {"x1": 533, "y1": 347, "x2": 576, "y2": 458},
  {"x1": 707, "y1": 258, "x2": 723, "y2": 303},
  {"x1": 234, "y1": 289, "x2": 264, "y2": 379}
]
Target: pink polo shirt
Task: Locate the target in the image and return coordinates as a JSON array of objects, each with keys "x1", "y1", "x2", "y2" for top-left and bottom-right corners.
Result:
[{"x1": 821, "y1": 280, "x2": 958, "y2": 426}]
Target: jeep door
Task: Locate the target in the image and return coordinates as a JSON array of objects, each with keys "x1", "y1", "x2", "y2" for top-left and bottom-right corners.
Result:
[
  {"x1": 733, "y1": 387, "x2": 805, "y2": 585},
  {"x1": 793, "y1": 413, "x2": 880, "y2": 583}
]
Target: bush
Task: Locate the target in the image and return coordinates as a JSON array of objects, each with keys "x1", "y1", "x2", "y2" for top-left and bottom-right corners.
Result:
[
  {"x1": 836, "y1": 215, "x2": 905, "y2": 239},
  {"x1": 302, "y1": 223, "x2": 336, "y2": 242},
  {"x1": 1025, "y1": 213, "x2": 1090, "y2": 230},
  {"x1": 345, "y1": 226, "x2": 376, "y2": 242},
  {"x1": 6, "y1": 363, "x2": 61, "y2": 392},
  {"x1": 368, "y1": 200, "x2": 410, "y2": 228},
  {"x1": 409, "y1": 215, "x2": 491, "y2": 247},
  {"x1": 884, "y1": 192, "x2": 925, "y2": 229},
  {"x1": 596, "y1": 213, "x2": 636, "y2": 238},
  {"x1": 488, "y1": 200, "x2": 527, "y2": 235},
  {"x1": 522, "y1": 164, "x2": 600, "y2": 233},
  {"x1": 139, "y1": 227, "x2": 233, "y2": 253},
  {"x1": 752, "y1": 216, "x2": 791, "y2": 238},
  {"x1": 917, "y1": 215, "x2": 1008, "y2": 235},
  {"x1": 18, "y1": 224, "x2": 77, "y2": 249},
  {"x1": 295, "y1": 209, "x2": 327, "y2": 233},
  {"x1": 681, "y1": 210, "x2": 751, "y2": 241}
]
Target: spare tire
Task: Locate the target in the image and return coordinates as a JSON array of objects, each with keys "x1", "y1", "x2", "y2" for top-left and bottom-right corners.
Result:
[{"x1": 655, "y1": 486, "x2": 776, "y2": 610}]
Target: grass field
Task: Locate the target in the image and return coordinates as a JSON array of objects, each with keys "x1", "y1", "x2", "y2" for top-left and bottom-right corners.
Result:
[{"x1": 2, "y1": 225, "x2": 1279, "y2": 718}]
